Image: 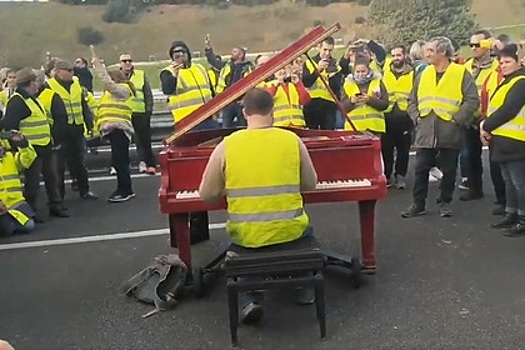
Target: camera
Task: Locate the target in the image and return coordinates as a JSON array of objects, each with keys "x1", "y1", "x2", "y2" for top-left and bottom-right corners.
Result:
[{"x1": 284, "y1": 76, "x2": 292, "y2": 83}]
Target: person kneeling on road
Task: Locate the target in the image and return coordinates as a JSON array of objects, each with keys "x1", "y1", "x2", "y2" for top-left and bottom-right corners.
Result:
[{"x1": 0, "y1": 130, "x2": 37, "y2": 236}]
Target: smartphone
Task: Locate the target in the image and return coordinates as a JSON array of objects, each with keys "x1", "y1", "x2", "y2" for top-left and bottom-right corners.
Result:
[{"x1": 284, "y1": 76, "x2": 292, "y2": 83}]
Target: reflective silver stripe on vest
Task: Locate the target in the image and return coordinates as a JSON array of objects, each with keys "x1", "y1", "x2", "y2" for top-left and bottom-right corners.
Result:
[
  {"x1": 6, "y1": 187, "x2": 23, "y2": 193},
  {"x1": 418, "y1": 96, "x2": 460, "y2": 105},
  {"x1": 497, "y1": 124, "x2": 525, "y2": 132},
  {"x1": 21, "y1": 120, "x2": 49, "y2": 127},
  {"x1": 2, "y1": 174, "x2": 20, "y2": 181},
  {"x1": 228, "y1": 208, "x2": 304, "y2": 223},
  {"x1": 25, "y1": 134, "x2": 50, "y2": 142},
  {"x1": 176, "y1": 85, "x2": 205, "y2": 95},
  {"x1": 274, "y1": 115, "x2": 303, "y2": 122},
  {"x1": 99, "y1": 103, "x2": 132, "y2": 112},
  {"x1": 227, "y1": 185, "x2": 300, "y2": 198},
  {"x1": 350, "y1": 113, "x2": 384, "y2": 120}
]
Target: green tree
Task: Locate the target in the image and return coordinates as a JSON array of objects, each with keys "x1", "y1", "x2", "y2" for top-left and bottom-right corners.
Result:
[
  {"x1": 368, "y1": 0, "x2": 478, "y2": 46},
  {"x1": 102, "y1": 0, "x2": 132, "y2": 23}
]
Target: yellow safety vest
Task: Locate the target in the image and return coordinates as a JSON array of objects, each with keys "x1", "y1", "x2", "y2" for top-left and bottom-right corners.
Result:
[
  {"x1": 47, "y1": 77, "x2": 84, "y2": 126},
  {"x1": 224, "y1": 128, "x2": 309, "y2": 248},
  {"x1": 305, "y1": 60, "x2": 341, "y2": 102},
  {"x1": 268, "y1": 81, "x2": 306, "y2": 128},
  {"x1": 127, "y1": 69, "x2": 146, "y2": 113},
  {"x1": 0, "y1": 147, "x2": 37, "y2": 225},
  {"x1": 37, "y1": 87, "x2": 56, "y2": 127},
  {"x1": 84, "y1": 90, "x2": 99, "y2": 138},
  {"x1": 9, "y1": 93, "x2": 51, "y2": 147},
  {"x1": 208, "y1": 69, "x2": 218, "y2": 90},
  {"x1": 488, "y1": 75, "x2": 525, "y2": 142},
  {"x1": 417, "y1": 63, "x2": 465, "y2": 122},
  {"x1": 163, "y1": 64, "x2": 213, "y2": 123},
  {"x1": 96, "y1": 84, "x2": 133, "y2": 131},
  {"x1": 343, "y1": 78, "x2": 385, "y2": 133},
  {"x1": 464, "y1": 58, "x2": 499, "y2": 96},
  {"x1": 382, "y1": 68, "x2": 414, "y2": 113},
  {"x1": 0, "y1": 90, "x2": 7, "y2": 109},
  {"x1": 216, "y1": 63, "x2": 253, "y2": 94}
]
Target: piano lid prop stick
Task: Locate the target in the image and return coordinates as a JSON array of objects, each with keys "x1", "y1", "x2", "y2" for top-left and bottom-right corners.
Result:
[{"x1": 304, "y1": 53, "x2": 357, "y2": 131}]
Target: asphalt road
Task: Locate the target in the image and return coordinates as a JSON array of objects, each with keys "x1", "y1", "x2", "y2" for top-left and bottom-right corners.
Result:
[{"x1": 1, "y1": 152, "x2": 525, "y2": 350}]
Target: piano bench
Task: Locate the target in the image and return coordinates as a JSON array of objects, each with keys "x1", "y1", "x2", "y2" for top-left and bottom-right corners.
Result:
[{"x1": 223, "y1": 236, "x2": 326, "y2": 346}]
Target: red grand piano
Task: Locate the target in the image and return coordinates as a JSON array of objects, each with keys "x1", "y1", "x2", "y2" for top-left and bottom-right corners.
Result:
[{"x1": 159, "y1": 23, "x2": 387, "y2": 285}]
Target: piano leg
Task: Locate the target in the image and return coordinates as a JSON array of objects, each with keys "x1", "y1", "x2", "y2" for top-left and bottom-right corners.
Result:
[
  {"x1": 189, "y1": 211, "x2": 211, "y2": 244},
  {"x1": 169, "y1": 213, "x2": 193, "y2": 269},
  {"x1": 359, "y1": 200, "x2": 377, "y2": 274}
]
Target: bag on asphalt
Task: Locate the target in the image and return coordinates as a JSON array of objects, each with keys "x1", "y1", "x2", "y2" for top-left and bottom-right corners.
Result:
[{"x1": 122, "y1": 254, "x2": 188, "y2": 314}]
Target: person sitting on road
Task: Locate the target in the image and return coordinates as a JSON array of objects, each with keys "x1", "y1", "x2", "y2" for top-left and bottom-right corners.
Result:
[
  {"x1": 199, "y1": 88, "x2": 318, "y2": 324},
  {"x1": 0, "y1": 130, "x2": 37, "y2": 237}
]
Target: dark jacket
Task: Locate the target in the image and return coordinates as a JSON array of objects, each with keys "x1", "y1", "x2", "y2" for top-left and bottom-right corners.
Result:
[
  {"x1": 407, "y1": 65, "x2": 480, "y2": 149},
  {"x1": 483, "y1": 68, "x2": 525, "y2": 162},
  {"x1": 302, "y1": 53, "x2": 344, "y2": 102},
  {"x1": 0, "y1": 87, "x2": 52, "y2": 155},
  {"x1": 340, "y1": 73, "x2": 389, "y2": 114},
  {"x1": 161, "y1": 40, "x2": 200, "y2": 96},
  {"x1": 73, "y1": 66, "x2": 94, "y2": 93}
]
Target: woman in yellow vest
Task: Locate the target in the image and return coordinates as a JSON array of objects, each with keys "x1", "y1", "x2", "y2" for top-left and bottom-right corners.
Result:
[
  {"x1": 0, "y1": 131, "x2": 37, "y2": 236},
  {"x1": 341, "y1": 57, "x2": 389, "y2": 134},
  {"x1": 480, "y1": 44, "x2": 525, "y2": 236},
  {"x1": 91, "y1": 46, "x2": 136, "y2": 203},
  {"x1": 264, "y1": 64, "x2": 311, "y2": 128}
]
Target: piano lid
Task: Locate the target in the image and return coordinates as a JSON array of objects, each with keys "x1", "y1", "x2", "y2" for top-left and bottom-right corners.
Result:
[{"x1": 163, "y1": 23, "x2": 342, "y2": 145}]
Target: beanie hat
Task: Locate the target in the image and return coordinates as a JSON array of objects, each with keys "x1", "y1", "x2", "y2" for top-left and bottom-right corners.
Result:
[{"x1": 16, "y1": 67, "x2": 37, "y2": 85}]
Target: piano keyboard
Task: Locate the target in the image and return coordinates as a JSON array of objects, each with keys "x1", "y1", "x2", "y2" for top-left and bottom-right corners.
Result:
[{"x1": 174, "y1": 179, "x2": 372, "y2": 200}]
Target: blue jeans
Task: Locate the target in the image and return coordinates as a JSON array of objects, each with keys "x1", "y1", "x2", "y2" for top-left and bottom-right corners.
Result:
[
  {"x1": 499, "y1": 160, "x2": 525, "y2": 217},
  {"x1": 335, "y1": 110, "x2": 345, "y2": 130},
  {"x1": 221, "y1": 103, "x2": 245, "y2": 128},
  {"x1": 238, "y1": 226, "x2": 314, "y2": 309},
  {"x1": 0, "y1": 212, "x2": 35, "y2": 236}
]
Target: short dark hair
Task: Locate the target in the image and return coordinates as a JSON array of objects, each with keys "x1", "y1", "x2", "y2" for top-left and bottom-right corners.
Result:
[
  {"x1": 498, "y1": 43, "x2": 519, "y2": 61},
  {"x1": 497, "y1": 34, "x2": 512, "y2": 45},
  {"x1": 243, "y1": 88, "x2": 274, "y2": 116},
  {"x1": 354, "y1": 56, "x2": 371, "y2": 68},
  {"x1": 391, "y1": 45, "x2": 407, "y2": 55},
  {"x1": 323, "y1": 36, "x2": 335, "y2": 46},
  {"x1": 473, "y1": 29, "x2": 492, "y2": 39}
]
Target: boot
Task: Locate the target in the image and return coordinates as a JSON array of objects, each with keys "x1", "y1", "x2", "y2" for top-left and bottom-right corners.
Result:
[{"x1": 490, "y1": 213, "x2": 518, "y2": 229}]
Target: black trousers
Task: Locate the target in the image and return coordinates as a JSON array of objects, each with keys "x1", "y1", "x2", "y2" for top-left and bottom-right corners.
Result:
[
  {"x1": 490, "y1": 153, "x2": 506, "y2": 206},
  {"x1": 132, "y1": 113, "x2": 156, "y2": 167},
  {"x1": 412, "y1": 148, "x2": 459, "y2": 209},
  {"x1": 108, "y1": 129, "x2": 132, "y2": 195},
  {"x1": 303, "y1": 98, "x2": 337, "y2": 130},
  {"x1": 462, "y1": 127, "x2": 483, "y2": 193},
  {"x1": 62, "y1": 134, "x2": 90, "y2": 196},
  {"x1": 381, "y1": 113, "x2": 413, "y2": 178},
  {"x1": 23, "y1": 148, "x2": 62, "y2": 211}
]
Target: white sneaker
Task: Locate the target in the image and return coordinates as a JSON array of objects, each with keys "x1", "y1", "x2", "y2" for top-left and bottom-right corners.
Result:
[
  {"x1": 109, "y1": 166, "x2": 117, "y2": 175},
  {"x1": 138, "y1": 161, "x2": 147, "y2": 173},
  {"x1": 429, "y1": 167, "x2": 443, "y2": 180}
]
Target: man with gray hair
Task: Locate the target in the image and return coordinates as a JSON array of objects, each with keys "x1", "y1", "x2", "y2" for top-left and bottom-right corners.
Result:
[{"x1": 402, "y1": 36, "x2": 480, "y2": 218}]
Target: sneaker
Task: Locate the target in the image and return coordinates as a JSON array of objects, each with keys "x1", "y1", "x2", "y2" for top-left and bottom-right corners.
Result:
[
  {"x1": 146, "y1": 166, "x2": 156, "y2": 175},
  {"x1": 401, "y1": 204, "x2": 426, "y2": 218},
  {"x1": 396, "y1": 175, "x2": 406, "y2": 189},
  {"x1": 429, "y1": 167, "x2": 443, "y2": 180},
  {"x1": 295, "y1": 287, "x2": 316, "y2": 305},
  {"x1": 109, "y1": 166, "x2": 117, "y2": 176},
  {"x1": 503, "y1": 220, "x2": 525, "y2": 237},
  {"x1": 438, "y1": 202, "x2": 453, "y2": 218},
  {"x1": 138, "y1": 161, "x2": 147, "y2": 174},
  {"x1": 81, "y1": 191, "x2": 99, "y2": 200},
  {"x1": 458, "y1": 177, "x2": 469, "y2": 190},
  {"x1": 240, "y1": 302, "x2": 263, "y2": 325},
  {"x1": 108, "y1": 192, "x2": 136, "y2": 203}
]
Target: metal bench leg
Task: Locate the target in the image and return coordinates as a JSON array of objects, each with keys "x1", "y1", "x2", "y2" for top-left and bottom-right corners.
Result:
[
  {"x1": 314, "y1": 273, "x2": 326, "y2": 340},
  {"x1": 227, "y1": 281, "x2": 239, "y2": 346}
]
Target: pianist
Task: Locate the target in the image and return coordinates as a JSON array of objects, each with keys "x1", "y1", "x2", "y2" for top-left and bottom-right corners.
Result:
[{"x1": 199, "y1": 88, "x2": 318, "y2": 324}]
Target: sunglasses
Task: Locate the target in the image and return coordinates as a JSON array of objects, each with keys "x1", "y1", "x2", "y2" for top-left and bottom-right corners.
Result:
[
  {"x1": 469, "y1": 43, "x2": 481, "y2": 48},
  {"x1": 121, "y1": 59, "x2": 133, "y2": 63}
]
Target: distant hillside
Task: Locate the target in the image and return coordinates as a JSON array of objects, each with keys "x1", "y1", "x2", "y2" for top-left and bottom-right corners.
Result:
[{"x1": 0, "y1": 0, "x2": 524, "y2": 67}]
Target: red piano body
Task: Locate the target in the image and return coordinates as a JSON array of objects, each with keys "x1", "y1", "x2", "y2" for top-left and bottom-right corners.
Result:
[{"x1": 158, "y1": 23, "x2": 387, "y2": 274}]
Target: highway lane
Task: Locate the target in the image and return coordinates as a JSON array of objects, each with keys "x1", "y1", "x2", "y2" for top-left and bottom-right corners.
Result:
[{"x1": 1, "y1": 159, "x2": 525, "y2": 349}]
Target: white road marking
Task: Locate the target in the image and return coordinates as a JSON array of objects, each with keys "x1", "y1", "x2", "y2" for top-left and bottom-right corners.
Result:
[{"x1": 0, "y1": 223, "x2": 227, "y2": 251}]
